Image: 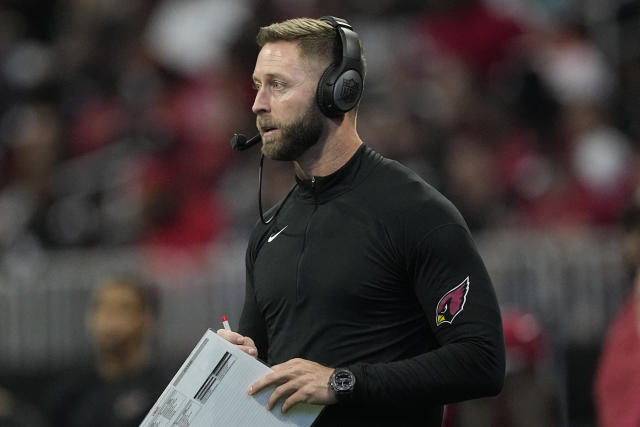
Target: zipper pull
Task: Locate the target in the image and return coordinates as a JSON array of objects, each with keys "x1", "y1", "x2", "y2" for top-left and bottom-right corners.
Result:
[{"x1": 311, "y1": 176, "x2": 318, "y2": 203}]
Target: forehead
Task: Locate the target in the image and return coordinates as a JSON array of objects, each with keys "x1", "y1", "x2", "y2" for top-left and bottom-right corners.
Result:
[
  {"x1": 253, "y1": 41, "x2": 315, "y2": 80},
  {"x1": 94, "y1": 282, "x2": 142, "y2": 307}
]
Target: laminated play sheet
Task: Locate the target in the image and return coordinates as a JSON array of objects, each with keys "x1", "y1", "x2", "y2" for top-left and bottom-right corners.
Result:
[{"x1": 140, "y1": 329, "x2": 323, "y2": 427}]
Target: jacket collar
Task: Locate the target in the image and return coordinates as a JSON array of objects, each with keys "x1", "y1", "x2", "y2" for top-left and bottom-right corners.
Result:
[{"x1": 294, "y1": 144, "x2": 375, "y2": 202}]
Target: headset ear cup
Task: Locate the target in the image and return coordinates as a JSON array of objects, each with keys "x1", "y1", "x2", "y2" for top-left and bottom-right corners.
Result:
[
  {"x1": 316, "y1": 16, "x2": 364, "y2": 117},
  {"x1": 316, "y1": 65, "x2": 337, "y2": 117},
  {"x1": 332, "y1": 69, "x2": 363, "y2": 113}
]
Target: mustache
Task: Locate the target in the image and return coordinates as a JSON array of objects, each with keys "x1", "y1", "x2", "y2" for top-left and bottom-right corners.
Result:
[{"x1": 257, "y1": 116, "x2": 280, "y2": 132}]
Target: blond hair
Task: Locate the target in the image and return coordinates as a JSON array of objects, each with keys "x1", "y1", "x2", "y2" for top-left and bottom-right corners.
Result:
[{"x1": 256, "y1": 18, "x2": 338, "y2": 67}]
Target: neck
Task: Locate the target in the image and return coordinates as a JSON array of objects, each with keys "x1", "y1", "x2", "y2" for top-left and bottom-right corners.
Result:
[
  {"x1": 96, "y1": 344, "x2": 149, "y2": 381},
  {"x1": 294, "y1": 116, "x2": 362, "y2": 179}
]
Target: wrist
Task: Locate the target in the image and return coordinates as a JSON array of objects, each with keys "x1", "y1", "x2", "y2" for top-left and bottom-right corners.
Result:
[{"x1": 328, "y1": 367, "x2": 356, "y2": 403}]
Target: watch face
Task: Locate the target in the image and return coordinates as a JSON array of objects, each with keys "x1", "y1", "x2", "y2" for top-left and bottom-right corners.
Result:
[{"x1": 332, "y1": 369, "x2": 355, "y2": 392}]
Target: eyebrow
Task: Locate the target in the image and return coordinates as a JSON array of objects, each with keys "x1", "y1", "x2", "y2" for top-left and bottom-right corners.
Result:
[{"x1": 252, "y1": 72, "x2": 288, "y2": 84}]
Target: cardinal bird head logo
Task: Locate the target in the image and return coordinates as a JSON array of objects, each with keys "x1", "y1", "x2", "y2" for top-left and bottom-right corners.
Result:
[{"x1": 436, "y1": 277, "x2": 470, "y2": 326}]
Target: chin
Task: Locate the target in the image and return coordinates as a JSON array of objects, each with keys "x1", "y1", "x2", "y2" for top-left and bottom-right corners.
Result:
[{"x1": 261, "y1": 141, "x2": 284, "y2": 159}]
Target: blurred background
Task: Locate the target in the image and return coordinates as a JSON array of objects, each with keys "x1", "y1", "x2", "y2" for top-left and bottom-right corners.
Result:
[{"x1": 0, "y1": 0, "x2": 639, "y2": 426}]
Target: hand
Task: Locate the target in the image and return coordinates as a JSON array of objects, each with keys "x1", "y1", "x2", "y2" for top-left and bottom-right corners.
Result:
[
  {"x1": 248, "y1": 358, "x2": 337, "y2": 413},
  {"x1": 216, "y1": 329, "x2": 258, "y2": 358}
]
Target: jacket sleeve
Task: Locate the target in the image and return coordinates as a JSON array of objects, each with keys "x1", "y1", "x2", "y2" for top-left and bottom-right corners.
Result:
[
  {"x1": 347, "y1": 222, "x2": 505, "y2": 406},
  {"x1": 238, "y1": 234, "x2": 269, "y2": 360}
]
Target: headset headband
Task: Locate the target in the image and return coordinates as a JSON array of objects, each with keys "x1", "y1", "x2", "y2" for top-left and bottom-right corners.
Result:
[{"x1": 316, "y1": 16, "x2": 364, "y2": 117}]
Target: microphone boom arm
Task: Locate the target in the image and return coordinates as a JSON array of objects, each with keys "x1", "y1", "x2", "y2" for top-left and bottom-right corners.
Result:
[{"x1": 231, "y1": 133, "x2": 261, "y2": 151}]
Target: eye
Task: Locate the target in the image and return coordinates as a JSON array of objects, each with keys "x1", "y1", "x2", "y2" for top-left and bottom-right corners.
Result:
[{"x1": 271, "y1": 80, "x2": 286, "y2": 90}]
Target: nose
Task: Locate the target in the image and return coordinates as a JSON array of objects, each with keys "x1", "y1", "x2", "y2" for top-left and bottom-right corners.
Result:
[{"x1": 252, "y1": 88, "x2": 270, "y2": 115}]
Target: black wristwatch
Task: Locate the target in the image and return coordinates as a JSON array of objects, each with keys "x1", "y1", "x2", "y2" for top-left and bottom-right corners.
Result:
[{"x1": 329, "y1": 368, "x2": 356, "y2": 401}]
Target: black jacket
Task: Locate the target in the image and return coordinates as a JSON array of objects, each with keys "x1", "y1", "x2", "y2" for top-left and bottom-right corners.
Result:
[{"x1": 240, "y1": 145, "x2": 505, "y2": 426}]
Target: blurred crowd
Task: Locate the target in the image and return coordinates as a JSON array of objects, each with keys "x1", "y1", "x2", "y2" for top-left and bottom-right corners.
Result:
[
  {"x1": 1, "y1": 274, "x2": 165, "y2": 427},
  {"x1": 1, "y1": 1, "x2": 640, "y2": 425},
  {"x1": 0, "y1": 0, "x2": 639, "y2": 257}
]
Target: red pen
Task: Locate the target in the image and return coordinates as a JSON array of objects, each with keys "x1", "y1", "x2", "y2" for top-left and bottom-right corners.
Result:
[{"x1": 221, "y1": 315, "x2": 231, "y2": 331}]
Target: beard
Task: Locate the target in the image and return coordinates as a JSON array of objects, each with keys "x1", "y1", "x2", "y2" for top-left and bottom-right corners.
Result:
[{"x1": 258, "y1": 99, "x2": 324, "y2": 161}]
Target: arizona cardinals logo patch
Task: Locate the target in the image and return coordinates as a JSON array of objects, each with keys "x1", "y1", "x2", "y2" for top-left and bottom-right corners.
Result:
[{"x1": 436, "y1": 277, "x2": 470, "y2": 326}]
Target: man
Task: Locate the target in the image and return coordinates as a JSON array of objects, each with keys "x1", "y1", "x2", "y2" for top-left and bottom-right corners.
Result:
[
  {"x1": 46, "y1": 276, "x2": 166, "y2": 427},
  {"x1": 218, "y1": 17, "x2": 505, "y2": 426}
]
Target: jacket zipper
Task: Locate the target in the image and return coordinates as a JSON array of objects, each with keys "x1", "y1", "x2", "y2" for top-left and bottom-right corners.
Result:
[{"x1": 296, "y1": 177, "x2": 317, "y2": 302}]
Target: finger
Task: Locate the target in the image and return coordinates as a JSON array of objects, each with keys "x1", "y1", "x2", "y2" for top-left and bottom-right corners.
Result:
[
  {"x1": 216, "y1": 329, "x2": 245, "y2": 345},
  {"x1": 281, "y1": 388, "x2": 311, "y2": 413},
  {"x1": 249, "y1": 371, "x2": 287, "y2": 396},
  {"x1": 266, "y1": 380, "x2": 299, "y2": 411},
  {"x1": 242, "y1": 336, "x2": 256, "y2": 347},
  {"x1": 233, "y1": 334, "x2": 257, "y2": 350},
  {"x1": 237, "y1": 345, "x2": 258, "y2": 357},
  {"x1": 241, "y1": 339, "x2": 258, "y2": 357},
  {"x1": 216, "y1": 330, "x2": 257, "y2": 354}
]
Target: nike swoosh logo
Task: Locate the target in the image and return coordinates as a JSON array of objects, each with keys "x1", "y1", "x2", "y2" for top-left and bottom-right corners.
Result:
[{"x1": 267, "y1": 225, "x2": 288, "y2": 243}]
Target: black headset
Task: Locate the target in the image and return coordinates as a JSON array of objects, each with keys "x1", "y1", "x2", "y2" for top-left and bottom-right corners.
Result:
[
  {"x1": 231, "y1": 17, "x2": 366, "y2": 224},
  {"x1": 316, "y1": 16, "x2": 365, "y2": 118}
]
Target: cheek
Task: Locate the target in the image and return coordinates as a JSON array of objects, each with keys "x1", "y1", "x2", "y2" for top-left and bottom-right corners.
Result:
[
  {"x1": 274, "y1": 87, "x2": 316, "y2": 114},
  {"x1": 91, "y1": 310, "x2": 144, "y2": 337}
]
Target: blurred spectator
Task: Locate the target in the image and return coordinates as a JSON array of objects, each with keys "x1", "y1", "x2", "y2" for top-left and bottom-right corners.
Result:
[
  {"x1": 0, "y1": 386, "x2": 48, "y2": 427},
  {"x1": 44, "y1": 275, "x2": 166, "y2": 427},
  {"x1": 0, "y1": 0, "x2": 637, "y2": 248},
  {"x1": 594, "y1": 192, "x2": 640, "y2": 427},
  {"x1": 524, "y1": 21, "x2": 636, "y2": 228},
  {"x1": 145, "y1": 0, "x2": 251, "y2": 76},
  {"x1": 417, "y1": 0, "x2": 525, "y2": 79},
  {"x1": 613, "y1": 0, "x2": 640, "y2": 142},
  {"x1": 445, "y1": 308, "x2": 557, "y2": 427},
  {"x1": 0, "y1": 103, "x2": 60, "y2": 251}
]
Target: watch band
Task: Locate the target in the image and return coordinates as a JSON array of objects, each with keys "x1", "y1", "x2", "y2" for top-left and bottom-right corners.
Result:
[{"x1": 329, "y1": 367, "x2": 356, "y2": 402}]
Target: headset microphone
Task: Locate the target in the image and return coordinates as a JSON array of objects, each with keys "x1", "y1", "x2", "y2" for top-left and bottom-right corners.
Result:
[
  {"x1": 231, "y1": 15, "x2": 361, "y2": 223},
  {"x1": 230, "y1": 131, "x2": 292, "y2": 225},
  {"x1": 230, "y1": 133, "x2": 261, "y2": 151}
]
